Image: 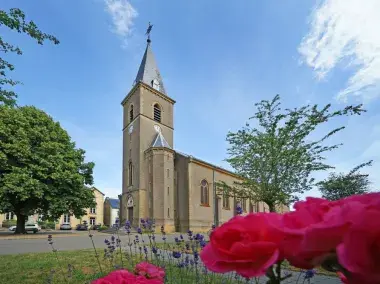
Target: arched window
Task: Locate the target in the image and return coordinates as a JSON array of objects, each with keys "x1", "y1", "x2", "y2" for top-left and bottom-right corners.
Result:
[
  {"x1": 200, "y1": 179, "x2": 209, "y2": 205},
  {"x1": 129, "y1": 105, "x2": 134, "y2": 122},
  {"x1": 241, "y1": 198, "x2": 246, "y2": 212},
  {"x1": 222, "y1": 193, "x2": 230, "y2": 209},
  {"x1": 128, "y1": 161, "x2": 133, "y2": 185},
  {"x1": 153, "y1": 103, "x2": 161, "y2": 122}
]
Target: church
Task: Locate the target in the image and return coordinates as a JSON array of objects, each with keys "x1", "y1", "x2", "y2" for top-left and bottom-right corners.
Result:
[{"x1": 119, "y1": 34, "x2": 287, "y2": 233}]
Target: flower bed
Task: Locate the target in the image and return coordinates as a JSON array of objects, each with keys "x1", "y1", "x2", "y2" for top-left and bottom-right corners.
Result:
[{"x1": 29, "y1": 192, "x2": 380, "y2": 283}]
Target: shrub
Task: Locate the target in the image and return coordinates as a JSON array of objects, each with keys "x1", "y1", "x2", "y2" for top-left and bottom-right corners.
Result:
[
  {"x1": 2, "y1": 220, "x2": 16, "y2": 228},
  {"x1": 97, "y1": 225, "x2": 108, "y2": 231},
  {"x1": 38, "y1": 221, "x2": 56, "y2": 230}
]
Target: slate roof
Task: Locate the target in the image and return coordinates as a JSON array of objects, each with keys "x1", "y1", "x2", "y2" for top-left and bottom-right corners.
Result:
[
  {"x1": 151, "y1": 131, "x2": 171, "y2": 149},
  {"x1": 175, "y1": 151, "x2": 242, "y2": 179},
  {"x1": 108, "y1": 198, "x2": 120, "y2": 209},
  {"x1": 134, "y1": 41, "x2": 166, "y2": 94}
]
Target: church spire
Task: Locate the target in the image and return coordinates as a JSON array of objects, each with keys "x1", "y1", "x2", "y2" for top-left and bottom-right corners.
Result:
[{"x1": 134, "y1": 22, "x2": 166, "y2": 94}]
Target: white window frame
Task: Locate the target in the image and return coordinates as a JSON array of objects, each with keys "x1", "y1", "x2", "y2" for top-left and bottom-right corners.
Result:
[
  {"x1": 5, "y1": 212, "x2": 14, "y2": 220},
  {"x1": 90, "y1": 207, "x2": 96, "y2": 214},
  {"x1": 89, "y1": 217, "x2": 96, "y2": 225},
  {"x1": 63, "y1": 214, "x2": 70, "y2": 224}
]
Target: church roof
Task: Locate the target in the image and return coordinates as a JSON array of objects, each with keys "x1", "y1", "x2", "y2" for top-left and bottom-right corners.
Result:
[
  {"x1": 107, "y1": 198, "x2": 120, "y2": 209},
  {"x1": 134, "y1": 41, "x2": 167, "y2": 95},
  {"x1": 176, "y1": 151, "x2": 243, "y2": 180},
  {"x1": 151, "y1": 131, "x2": 171, "y2": 149}
]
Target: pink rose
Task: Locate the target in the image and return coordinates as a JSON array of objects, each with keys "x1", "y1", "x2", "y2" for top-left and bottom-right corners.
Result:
[
  {"x1": 337, "y1": 272, "x2": 348, "y2": 283},
  {"x1": 200, "y1": 213, "x2": 284, "y2": 278},
  {"x1": 279, "y1": 197, "x2": 339, "y2": 268},
  {"x1": 135, "y1": 262, "x2": 165, "y2": 281},
  {"x1": 92, "y1": 270, "x2": 137, "y2": 284},
  {"x1": 135, "y1": 276, "x2": 164, "y2": 284},
  {"x1": 337, "y1": 207, "x2": 380, "y2": 283},
  {"x1": 92, "y1": 268, "x2": 164, "y2": 284}
]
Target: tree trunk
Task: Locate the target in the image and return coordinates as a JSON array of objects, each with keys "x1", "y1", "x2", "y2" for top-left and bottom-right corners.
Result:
[
  {"x1": 268, "y1": 203, "x2": 276, "y2": 212},
  {"x1": 15, "y1": 214, "x2": 26, "y2": 234}
]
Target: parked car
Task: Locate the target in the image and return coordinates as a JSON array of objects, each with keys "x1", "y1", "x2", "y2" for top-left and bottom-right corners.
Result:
[
  {"x1": 60, "y1": 224, "x2": 72, "y2": 230},
  {"x1": 76, "y1": 224, "x2": 88, "y2": 231},
  {"x1": 25, "y1": 224, "x2": 41, "y2": 233},
  {"x1": 91, "y1": 224, "x2": 101, "y2": 230},
  {"x1": 8, "y1": 224, "x2": 40, "y2": 233}
]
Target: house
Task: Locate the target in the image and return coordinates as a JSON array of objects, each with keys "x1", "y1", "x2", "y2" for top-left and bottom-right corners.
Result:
[
  {"x1": 103, "y1": 197, "x2": 120, "y2": 227},
  {"x1": 0, "y1": 212, "x2": 40, "y2": 228},
  {"x1": 1, "y1": 187, "x2": 105, "y2": 229},
  {"x1": 55, "y1": 187, "x2": 105, "y2": 229}
]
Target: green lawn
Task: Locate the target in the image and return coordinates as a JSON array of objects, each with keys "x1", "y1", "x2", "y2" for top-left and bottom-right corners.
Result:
[{"x1": 0, "y1": 249, "x2": 240, "y2": 284}]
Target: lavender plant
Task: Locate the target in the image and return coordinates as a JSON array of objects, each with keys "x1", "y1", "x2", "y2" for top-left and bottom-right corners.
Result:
[{"x1": 45, "y1": 220, "x2": 331, "y2": 284}]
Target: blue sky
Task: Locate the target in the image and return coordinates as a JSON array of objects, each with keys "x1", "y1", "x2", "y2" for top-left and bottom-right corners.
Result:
[{"x1": 2, "y1": 0, "x2": 380, "y2": 199}]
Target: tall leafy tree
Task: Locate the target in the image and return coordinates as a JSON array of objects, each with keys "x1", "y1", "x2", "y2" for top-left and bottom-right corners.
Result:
[
  {"x1": 0, "y1": 106, "x2": 96, "y2": 233},
  {"x1": 317, "y1": 161, "x2": 373, "y2": 201},
  {"x1": 0, "y1": 8, "x2": 59, "y2": 106},
  {"x1": 219, "y1": 95, "x2": 365, "y2": 212}
]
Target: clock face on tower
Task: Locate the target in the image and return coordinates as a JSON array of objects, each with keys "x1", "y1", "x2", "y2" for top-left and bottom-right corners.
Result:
[
  {"x1": 152, "y1": 79, "x2": 160, "y2": 91},
  {"x1": 154, "y1": 124, "x2": 161, "y2": 133},
  {"x1": 128, "y1": 124, "x2": 134, "y2": 134}
]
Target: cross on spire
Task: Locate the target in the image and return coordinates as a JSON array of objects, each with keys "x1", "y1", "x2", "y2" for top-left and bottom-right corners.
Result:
[{"x1": 145, "y1": 22, "x2": 153, "y2": 44}]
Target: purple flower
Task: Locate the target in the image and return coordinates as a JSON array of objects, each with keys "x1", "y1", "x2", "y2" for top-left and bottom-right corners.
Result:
[
  {"x1": 187, "y1": 230, "x2": 193, "y2": 237},
  {"x1": 137, "y1": 227, "x2": 142, "y2": 234},
  {"x1": 152, "y1": 247, "x2": 158, "y2": 254},
  {"x1": 236, "y1": 205, "x2": 243, "y2": 215},
  {"x1": 305, "y1": 269, "x2": 316, "y2": 279},
  {"x1": 172, "y1": 251, "x2": 181, "y2": 258}
]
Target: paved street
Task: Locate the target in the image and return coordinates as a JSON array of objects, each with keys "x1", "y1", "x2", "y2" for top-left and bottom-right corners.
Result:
[{"x1": 0, "y1": 231, "x2": 176, "y2": 255}]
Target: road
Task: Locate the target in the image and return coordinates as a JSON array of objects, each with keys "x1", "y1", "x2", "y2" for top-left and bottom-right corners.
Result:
[{"x1": 0, "y1": 231, "x2": 176, "y2": 255}]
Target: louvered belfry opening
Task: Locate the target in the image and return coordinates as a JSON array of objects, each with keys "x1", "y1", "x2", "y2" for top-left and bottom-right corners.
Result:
[
  {"x1": 153, "y1": 104, "x2": 161, "y2": 122},
  {"x1": 129, "y1": 105, "x2": 134, "y2": 122}
]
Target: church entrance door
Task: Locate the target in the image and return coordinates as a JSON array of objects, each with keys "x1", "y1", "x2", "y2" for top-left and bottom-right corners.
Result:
[{"x1": 128, "y1": 207, "x2": 133, "y2": 225}]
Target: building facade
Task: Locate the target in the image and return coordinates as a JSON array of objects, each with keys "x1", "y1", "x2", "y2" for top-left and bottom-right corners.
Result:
[
  {"x1": 104, "y1": 197, "x2": 120, "y2": 227},
  {"x1": 120, "y1": 37, "x2": 288, "y2": 233},
  {"x1": 1, "y1": 187, "x2": 105, "y2": 229},
  {"x1": 55, "y1": 187, "x2": 105, "y2": 229}
]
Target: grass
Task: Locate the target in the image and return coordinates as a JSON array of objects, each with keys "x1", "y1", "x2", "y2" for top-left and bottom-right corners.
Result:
[
  {"x1": 0, "y1": 249, "x2": 104, "y2": 284},
  {"x1": 0, "y1": 248, "x2": 248, "y2": 284}
]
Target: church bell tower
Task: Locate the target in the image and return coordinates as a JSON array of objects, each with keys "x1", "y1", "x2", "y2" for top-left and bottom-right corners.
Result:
[{"x1": 121, "y1": 25, "x2": 176, "y2": 231}]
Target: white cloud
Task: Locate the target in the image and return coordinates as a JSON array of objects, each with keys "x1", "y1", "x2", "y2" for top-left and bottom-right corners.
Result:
[
  {"x1": 104, "y1": 0, "x2": 138, "y2": 45},
  {"x1": 299, "y1": 0, "x2": 380, "y2": 102}
]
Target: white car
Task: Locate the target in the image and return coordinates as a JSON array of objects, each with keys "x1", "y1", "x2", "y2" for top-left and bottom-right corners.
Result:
[
  {"x1": 25, "y1": 224, "x2": 41, "y2": 233},
  {"x1": 8, "y1": 224, "x2": 41, "y2": 233}
]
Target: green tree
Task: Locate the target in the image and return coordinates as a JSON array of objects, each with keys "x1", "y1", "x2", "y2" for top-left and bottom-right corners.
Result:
[
  {"x1": 219, "y1": 95, "x2": 365, "y2": 212},
  {"x1": 0, "y1": 8, "x2": 59, "y2": 106},
  {"x1": 317, "y1": 161, "x2": 373, "y2": 201},
  {"x1": 0, "y1": 106, "x2": 95, "y2": 233}
]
